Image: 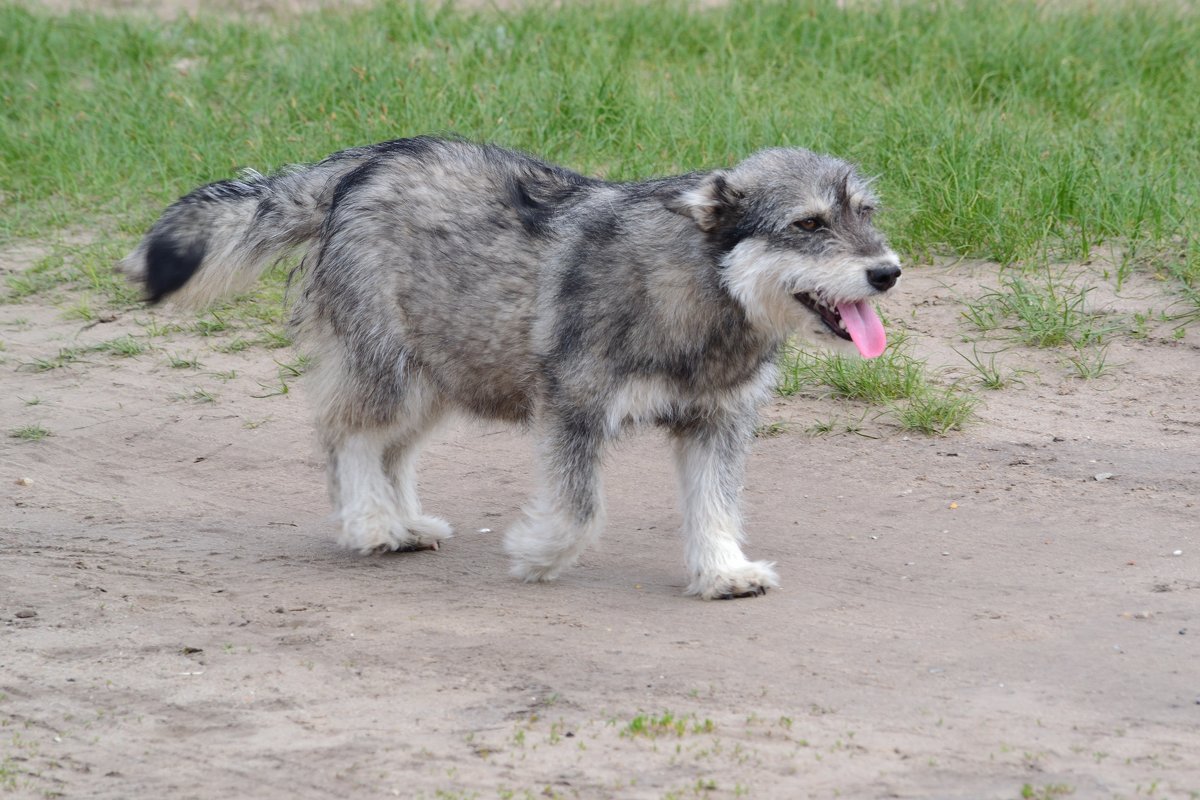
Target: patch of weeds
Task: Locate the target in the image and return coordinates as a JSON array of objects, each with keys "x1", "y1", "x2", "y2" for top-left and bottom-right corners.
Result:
[
  {"x1": 258, "y1": 328, "x2": 292, "y2": 349},
  {"x1": 255, "y1": 354, "x2": 312, "y2": 397},
  {"x1": 62, "y1": 297, "x2": 98, "y2": 322},
  {"x1": 754, "y1": 421, "x2": 786, "y2": 438},
  {"x1": 167, "y1": 353, "x2": 201, "y2": 369},
  {"x1": 252, "y1": 378, "x2": 291, "y2": 398},
  {"x1": 90, "y1": 335, "x2": 147, "y2": 358},
  {"x1": 193, "y1": 314, "x2": 229, "y2": 337},
  {"x1": 622, "y1": 712, "x2": 715, "y2": 739},
  {"x1": 209, "y1": 369, "x2": 238, "y2": 382},
  {"x1": 9, "y1": 424, "x2": 51, "y2": 442},
  {"x1": 1064, "y1": 341, "x2": 1113, "y2": 380},
  {"x1": 0, "y1": 756, "x2": 19, "y2": 791},
  {"x1": 806, "y1": 414, "x2": 872, "y2": 437},
  {"x1": 18, "y1": 347, "x2": 82, "y2": 372},
  {"x1": 779, "y1": 337, "x2": 977, "y2": 434},
  {"x1": 3, "y1": 253, "x2": 70, "y2": 301},
  {"x1": 954, "y1": 345, "x2": 1026, "y2": 390},
  {"x1": 213, "y1": 337, "x2": 251, "y2": 354},
  {"x1": 1020, "y1": 783, "x2": 1074, "y2": 800},
  {"x1": 963, "y1": 272, "x2": 1116, "y2": 348},
  {"x1": 778, "y1": 340, "x2": 926, "y2": 403},
  {"x1": 21, "y1": 396, "x2": 44, "y2": 406},
  {"x1": 176, "y1": 388, "x2": 217, "y2": 404},
  {"x1": 893, "y1": 386, "x2": 978, "y2": 435},
  {"x1": 276, "y1": 354, "x2": 311, "y2": 378},
  {"x1": 138, "y1": 317, "x2": 185, "y2": 338},
  {"x1": 4, "y1": 243, "x2": 137, "y2": 306}
]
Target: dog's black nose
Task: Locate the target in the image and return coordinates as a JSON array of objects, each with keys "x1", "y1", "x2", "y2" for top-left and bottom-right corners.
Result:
[{"x1": 866, "y1": 264, "x2": 901, "y2": 292}]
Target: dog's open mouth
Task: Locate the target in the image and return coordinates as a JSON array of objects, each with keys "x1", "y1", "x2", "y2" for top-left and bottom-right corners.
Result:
[{"x1": 794, "y1": 292, "x2": 887, "y2": 359}]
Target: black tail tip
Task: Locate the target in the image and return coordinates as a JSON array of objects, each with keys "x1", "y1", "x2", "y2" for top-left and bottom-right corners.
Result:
[{"x1": 144, "y1": 233, "x2": 206, "y2": 304}]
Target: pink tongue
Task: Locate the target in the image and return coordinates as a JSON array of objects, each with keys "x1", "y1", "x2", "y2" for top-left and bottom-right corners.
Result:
[{"x1": 836, "y1": 300, "x2": 887, "y2": 358}]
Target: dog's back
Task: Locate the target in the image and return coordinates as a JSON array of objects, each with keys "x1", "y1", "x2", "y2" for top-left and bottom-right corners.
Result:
[{"x1": 293, "y1": 138, "x2": 603, "y2": 422}]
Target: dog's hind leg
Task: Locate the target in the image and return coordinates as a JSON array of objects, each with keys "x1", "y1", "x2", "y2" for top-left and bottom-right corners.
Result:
[
  {"x1": 505, "y1": 408, "x2": 607, "y2": 582},
  {"x1": 380, "y1": 413, "x2": 453, "y2": 547},
  {"x1": 314, "y1": 354, "x2": 451, "y2": 555},
  {"x1": 670, "y1": 409, "x2": 779, "y2": 600}
]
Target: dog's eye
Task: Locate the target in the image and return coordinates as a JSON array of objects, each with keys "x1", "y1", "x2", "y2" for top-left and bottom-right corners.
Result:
[
  {"x1": 860, "y1": 206, "x2": 876, "y2": 219},
  {"x1": 793, "y1": 217, "x2": 824, "y2": 232}
]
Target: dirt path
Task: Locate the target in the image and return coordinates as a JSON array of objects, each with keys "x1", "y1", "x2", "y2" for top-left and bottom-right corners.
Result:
[{"x1": 2, "y1": 248, "x2": 1198, "y2": 798}]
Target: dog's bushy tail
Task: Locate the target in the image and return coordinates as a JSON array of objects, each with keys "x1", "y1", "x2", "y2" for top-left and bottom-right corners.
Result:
[{"x1": 120, "y1": 153, "x2": 365, "y2": 309}]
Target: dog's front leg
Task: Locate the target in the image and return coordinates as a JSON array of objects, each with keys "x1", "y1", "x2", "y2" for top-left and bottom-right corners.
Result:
[
  {"x1": 672, "y1": 415, "x2": 779, "y2": 599},
  {"x1": 505, "y1": 408, "x2": 606, "y2": 583}
]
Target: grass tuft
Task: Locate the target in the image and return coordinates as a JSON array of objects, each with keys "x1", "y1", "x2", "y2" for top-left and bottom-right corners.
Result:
[
  {"x1": 778, "y1": 341, "x2": 927, "y2": 403},
  {"x1": 9, "y1": 424, "x2": 51, "y2": 442},
  {"x1": 963, "y1": 272, "x2": 1116, "y2": 348},
  {"x1": 90, "y1": 334, "x2": 148, "y2": 357},
  {"x1": 780, "y1": 336, "x2": 977, "y2": 434}
]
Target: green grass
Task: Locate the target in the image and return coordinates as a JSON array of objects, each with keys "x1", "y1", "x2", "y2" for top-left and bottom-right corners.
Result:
[
  {"x1": 18, "y1": 346, "x2": 83, "y2": 372},
  {"x1": 955, "y1": 345, "x2": 1025, "y2": 390},
  {"x1": 894, "y1": 386, "x2": 978, "y2": 435},
  {"x1": 90, "y1": 334, "x2": 148, "y2": 357},
  {"x1": 9, "y1": 424, "x2": 51, "y2": 441},
  {"x1": 622, "y1": 712, "x2": 715, "y2": 739},
  {"x1": 780, "y1": 338, "x2": 977, "y2": 434},
  {"x1": 779, "y1": 335, "x2": 929, "y2": 403},
  {"x1": 2, "y1": 240, "x2": 139, "y2": 307},
  {"x1": 1, "y1": 0, "x2": 1197, "y2": 284},
  {"x1": 177, "y1": 387, "x2": 218, "y2": 404},
  {"x1": 166, "y1": 352, "x2": 201, "y2": 369},
  {"x1": 962, "y1": 272, "x2": 1118, "y2": 348}
]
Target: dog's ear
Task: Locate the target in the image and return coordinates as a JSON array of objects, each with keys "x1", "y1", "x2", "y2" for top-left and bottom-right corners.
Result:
[{"x1": 664, "y1": 171, "x2": 744, "y2": 232}]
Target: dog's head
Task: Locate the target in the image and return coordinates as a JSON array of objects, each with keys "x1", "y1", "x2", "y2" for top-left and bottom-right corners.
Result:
[{"x1": 668, "y1": 148, "x2": 900, "y2": 358}]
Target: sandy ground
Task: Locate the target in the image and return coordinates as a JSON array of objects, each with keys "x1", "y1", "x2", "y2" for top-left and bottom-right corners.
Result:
[
  {"x1": 3, "y1": 3, "x2": 1200, "y2": 797},
  {"x1": 2, "y1": 235, "x2": 1199, "y2": 799}
]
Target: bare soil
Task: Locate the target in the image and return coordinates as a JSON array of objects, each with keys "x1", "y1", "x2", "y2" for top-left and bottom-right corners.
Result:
[{"x1": 2, "y1": 235, "x2": 1199, "y2": 800}]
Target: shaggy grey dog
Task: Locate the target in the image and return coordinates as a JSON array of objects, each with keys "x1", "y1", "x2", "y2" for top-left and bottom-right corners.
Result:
[{"x1": 122, "y1": 136, "x2": 901, "y2": 599}]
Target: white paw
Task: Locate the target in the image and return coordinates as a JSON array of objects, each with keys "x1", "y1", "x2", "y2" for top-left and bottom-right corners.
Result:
[
  {"x1": 337, "y1": 509, "x2": 453, "y2": 555},
  {"x1": 408, "y1": 514, "x2": 454, "y2": 544},
  {"x1": 503, "y1": 518, "x2": 585, "y2": 584},
  {"x1": 686, "y1": 560, "x2": 779, "y2": 600}
]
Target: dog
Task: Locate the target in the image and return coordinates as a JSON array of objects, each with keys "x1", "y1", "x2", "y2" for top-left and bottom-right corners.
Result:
[{"x1": 121, "y1": 135, "x2": 900, "y2": 599}]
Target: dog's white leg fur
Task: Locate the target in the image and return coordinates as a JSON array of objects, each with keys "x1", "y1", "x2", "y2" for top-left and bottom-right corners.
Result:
[
  {"x1": 673, "y1": 426, "x2": 778, "y2": 600},
  {"x1": 505, "y1": 487, "x2": 605, "y2": 582},
  {"x1": 505, "y1": 417, "x2": 606, "y2": 582},
  {"x1": 382, "y1": 419, "x2": 453, "y2": 547},
  {"x1": 312, "y1": 344, "x2": 451, "y2": 554},
  {"x1": 328, "y1": 428, "x2": 451, "y2": 554}
]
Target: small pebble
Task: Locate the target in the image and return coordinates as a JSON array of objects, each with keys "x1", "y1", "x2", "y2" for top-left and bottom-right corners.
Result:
[
  {"x1": 1094, "y1": 472, "x2": 1114, "y2": 481},
  {"x1": 941, "y1": 551, "x2": 950, "y2": 556},
  {"x1": 15, "y1": 610, "x2": 37, "y2": 619},
  {"x1": 1172, "y1": 550, "x2": 1183, "y2": 557},
  {"x1": 15, "y1": 477, "x2": 33, "y2": 487},
  {"x1": 478, "y1": 528, "x2": 492, "y2": 534}
]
